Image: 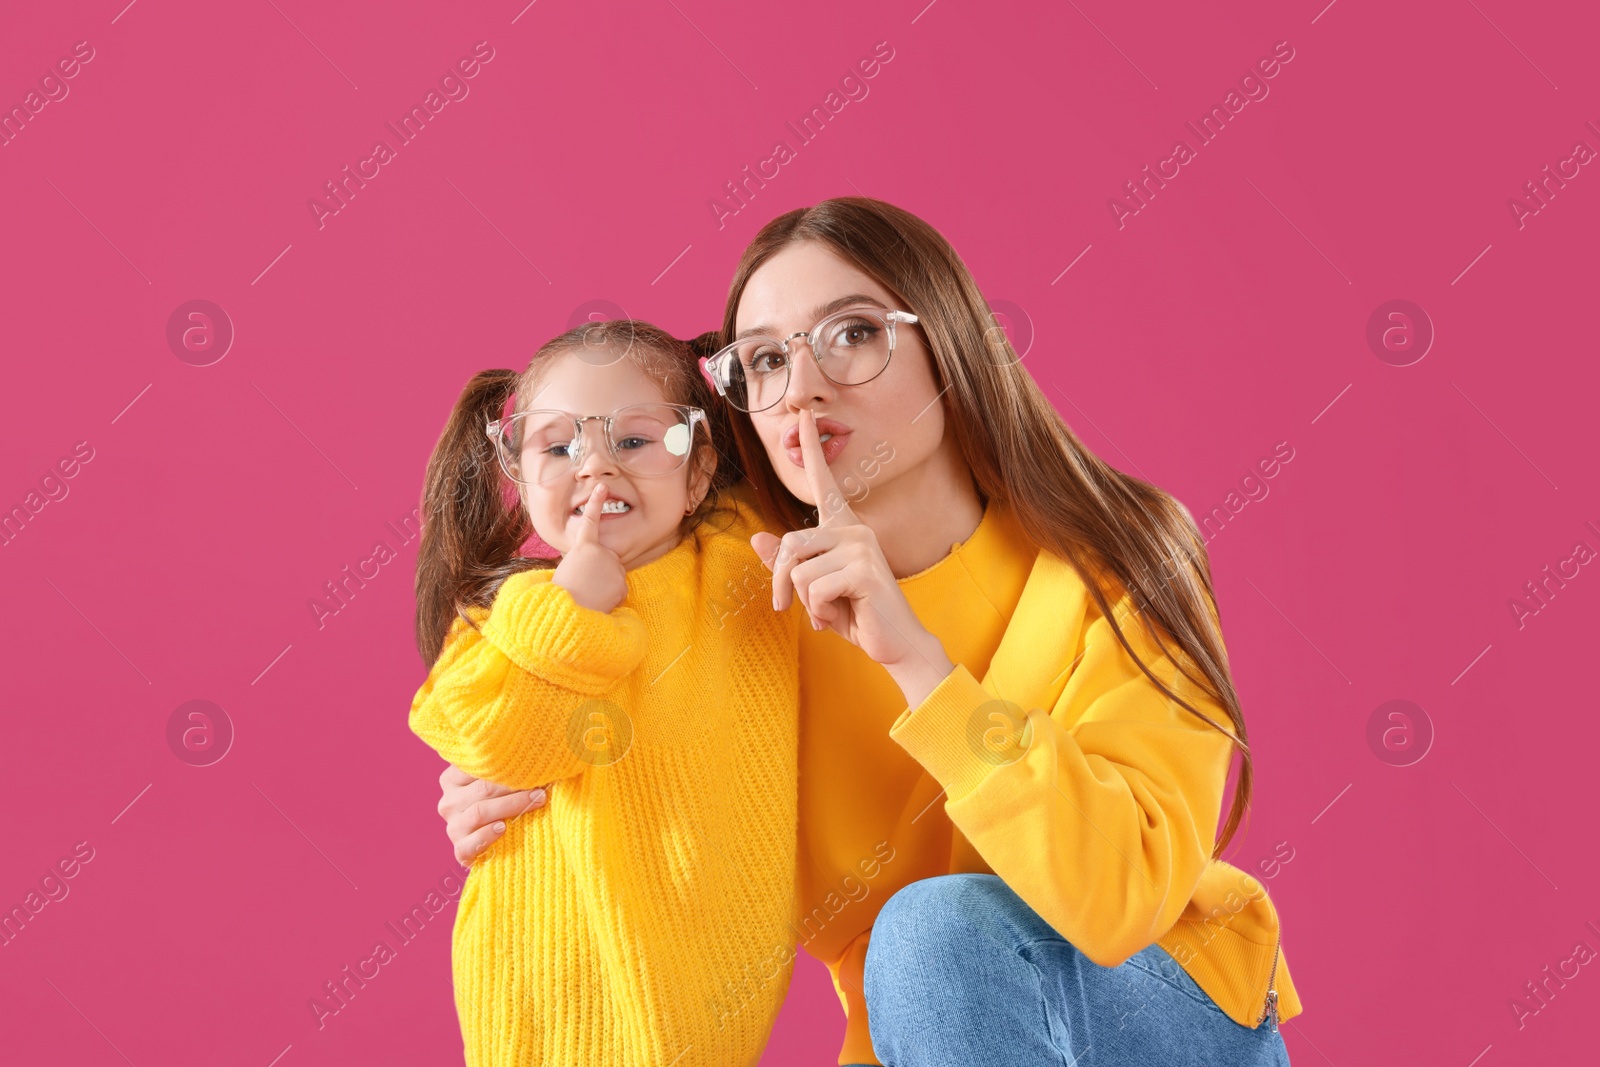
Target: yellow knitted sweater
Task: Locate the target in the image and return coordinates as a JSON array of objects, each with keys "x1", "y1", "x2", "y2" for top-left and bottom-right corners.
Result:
[{"x1": 408, "y1": 498, "x2": 798, "y2": 1067}]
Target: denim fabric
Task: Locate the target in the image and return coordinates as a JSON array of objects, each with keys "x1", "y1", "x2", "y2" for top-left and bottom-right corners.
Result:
[{"x1": 858, "y1": 874, "x2": 1291, "y2": 1067}]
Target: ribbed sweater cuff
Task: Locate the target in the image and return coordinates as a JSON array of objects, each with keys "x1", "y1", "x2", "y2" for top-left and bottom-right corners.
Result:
[
  {"x1": 889, "y1": 664, "x2": 1017, "y2": 803},
  {"x1": 479, "y1": 570, "x2": 648, "y2": 693}
]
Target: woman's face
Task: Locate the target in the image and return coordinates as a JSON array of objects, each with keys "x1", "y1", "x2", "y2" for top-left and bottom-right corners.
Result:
[{"x1": 733, "y1": 240, "x2": 949, "y2": 511}]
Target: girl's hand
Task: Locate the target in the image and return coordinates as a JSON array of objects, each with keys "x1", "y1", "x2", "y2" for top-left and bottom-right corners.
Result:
[
  {"x1": 438, "y1": 764, "x2": 547, "y2": 866},
  {"x1": 751, "y1": 409, "x2": 955, "y2": 706},
  {"x1": 553, "y1": 484, "x2": 628, "y2": 614}
]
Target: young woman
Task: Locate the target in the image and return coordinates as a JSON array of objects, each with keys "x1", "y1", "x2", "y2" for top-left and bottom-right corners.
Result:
[{"x1": 433, "y1": 198, "x2": 1303, "y2": 1066}]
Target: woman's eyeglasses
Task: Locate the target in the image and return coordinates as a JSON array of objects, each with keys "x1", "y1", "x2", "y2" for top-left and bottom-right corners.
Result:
[
  {"x1": 487, "y1": 403, "x2": 705, "y2": 486},
  {"x1": 702, "y1": 305, "x2": 919, "y2": 413}
]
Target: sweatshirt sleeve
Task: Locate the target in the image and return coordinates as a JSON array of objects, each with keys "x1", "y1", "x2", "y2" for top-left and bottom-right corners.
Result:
[
  {"x1": 887, "y1": 589, "x2": 1236, "y2": 968},
  {"x1": 408, "y1": 568, "x2": 649, "y2": 789}
]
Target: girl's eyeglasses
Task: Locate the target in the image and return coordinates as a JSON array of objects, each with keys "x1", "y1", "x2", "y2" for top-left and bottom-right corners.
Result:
[
  {"x1": 702, "y1": 306, "x2": 919, "y2": 413},
  {"x1": 487, "y1": 403, "x2": 705, "y2": 486}
]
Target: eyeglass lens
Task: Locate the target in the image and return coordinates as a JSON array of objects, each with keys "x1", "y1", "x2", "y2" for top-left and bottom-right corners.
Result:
[
  {"x1": 721, "y1": 309, "x2": 896, "y2": 412},
  {"x1": 496, "y1": 405, "x2": 695, "y2": 485}
]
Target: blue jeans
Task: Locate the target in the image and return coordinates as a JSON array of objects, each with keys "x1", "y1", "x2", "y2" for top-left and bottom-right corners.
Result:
[{"x1": 855, "y1": 874, "x2": 1291, "y2": 1067}]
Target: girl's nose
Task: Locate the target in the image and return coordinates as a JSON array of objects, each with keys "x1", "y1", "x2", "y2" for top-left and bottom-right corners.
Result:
[{"x1": 573, "y1": 424, "x2": 619, "y2": 478}]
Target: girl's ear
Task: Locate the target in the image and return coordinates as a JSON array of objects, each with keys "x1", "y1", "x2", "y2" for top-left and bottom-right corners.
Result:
[{"x1": 687, "y1": 446, "x2": 717, "y2": 513}]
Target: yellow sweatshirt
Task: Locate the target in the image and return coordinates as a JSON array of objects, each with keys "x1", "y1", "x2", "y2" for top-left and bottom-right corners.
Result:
[
  {"x1": 408, "y1": 496, "x2": 799, "y2": 1067},
  {"x1": 750, "y1": 485, "x2": 1304, "y2": 1065}
]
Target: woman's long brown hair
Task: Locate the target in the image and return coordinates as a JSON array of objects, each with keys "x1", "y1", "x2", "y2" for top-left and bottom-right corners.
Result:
[
  {"x1": 412, "y1": 322, "x2": 738, "y2": 666},
  {"x1": 717, "y1": 197, "x2": 1255, "y2": 857}
]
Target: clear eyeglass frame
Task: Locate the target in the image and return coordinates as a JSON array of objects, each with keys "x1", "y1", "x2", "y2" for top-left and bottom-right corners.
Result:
[
  {"x1": 702, "y1": 305, "x2": 920, "y2": 413},
  {"x1": 485, "y1": 402, "x2": 706, "y2": 486}
]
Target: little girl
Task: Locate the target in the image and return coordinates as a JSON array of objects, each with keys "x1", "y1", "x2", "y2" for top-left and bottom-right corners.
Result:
[{"x1": 408, "y1": 321, "x2": 798, "y2": 1067}]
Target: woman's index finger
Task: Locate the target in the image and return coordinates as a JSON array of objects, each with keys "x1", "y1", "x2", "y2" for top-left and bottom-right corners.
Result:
[{"x1": 799, "y1": 408, "x2": 856, "y2": 526}]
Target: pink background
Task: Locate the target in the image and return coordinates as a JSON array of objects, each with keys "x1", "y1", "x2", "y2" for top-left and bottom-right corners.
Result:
[{"x1": 3, "y1": 0, "x2": 1597, "y2": 1063}]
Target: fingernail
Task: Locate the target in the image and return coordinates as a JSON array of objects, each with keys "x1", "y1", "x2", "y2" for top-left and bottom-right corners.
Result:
[
  {"x1": 530, "y1": 789, "x2": 546, "y2": 805},
  {"x1": 493, "y1": 821, "x2": 506, "y2": 833}
]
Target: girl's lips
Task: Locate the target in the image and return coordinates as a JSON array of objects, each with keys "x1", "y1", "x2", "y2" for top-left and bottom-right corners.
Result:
[
  {"x1": 571, "y1": 502, "x2": 635, "y2": 520},
  {"x1": 785, "y1": 431, "x2": 851, "y2": 469}
]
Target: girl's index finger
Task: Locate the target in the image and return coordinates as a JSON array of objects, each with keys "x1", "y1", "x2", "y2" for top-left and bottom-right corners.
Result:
[
  {"x1": 799, "y1": 408, "x2": 857, "y2": 527},
  {"x1": 577, "y1": 483, "x2": 606, "y2": 544}
]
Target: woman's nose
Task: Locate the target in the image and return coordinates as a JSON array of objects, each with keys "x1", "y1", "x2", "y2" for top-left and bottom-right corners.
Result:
[{"x1": 783, "y1": 339, "x2": 836, "y2": 408}]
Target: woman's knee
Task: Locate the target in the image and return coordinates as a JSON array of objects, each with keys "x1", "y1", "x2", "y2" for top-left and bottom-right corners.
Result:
[
  {"x1": 870, "y1": 874, "x2": 989, "y2": 948},
  {"x1": 863, "y1": 875, "x2": 1009, "y2": 1007},
  {"x1": 863, "y1": 876, "x2": 985, "y2": 1051},
  {"x1": 865, "y1": 875, "x2": 1080, "y2": 1061}
]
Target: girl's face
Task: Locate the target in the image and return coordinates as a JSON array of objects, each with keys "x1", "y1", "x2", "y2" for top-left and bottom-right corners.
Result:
[
  {"x1": 518, "y1": 350, "x2": 710, "y2": 568},
  {"x1": 733, "y1": 240, "x2": 949, "y2": 511}
]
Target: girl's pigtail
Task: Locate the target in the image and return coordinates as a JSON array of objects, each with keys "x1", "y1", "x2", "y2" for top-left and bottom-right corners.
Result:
[
  {"x1": 414, "y1": 369, "x2": 540, "y2": 665},
  {"x1": 688, "y1": 330, "x2": 743, "y2": 494},
  {"x1": 687, "y1": 330, "x2": 723, "y2": 360}
]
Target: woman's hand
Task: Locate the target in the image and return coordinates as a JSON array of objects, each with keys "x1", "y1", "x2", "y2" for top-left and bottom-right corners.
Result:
[
  {"x1": 438, "y1": 764, "x2": 547, "y2": 866},
  {"x1": 553, "y1": 484, "x2": 628, "y2": 614},
  {"x1": 751, "y1": 409, "x2": 955, "y2": 707}
]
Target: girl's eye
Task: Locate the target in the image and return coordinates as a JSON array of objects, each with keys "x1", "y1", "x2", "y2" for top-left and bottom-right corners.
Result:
[
  {"x1": 615, "y1": 435, "x2": 651, "y2": 451},
  {"x1": 543, "y1": 443, "x2": 572, "y2": 458}
]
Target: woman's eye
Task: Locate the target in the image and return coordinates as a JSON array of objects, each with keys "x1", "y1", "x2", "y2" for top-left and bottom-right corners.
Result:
[
  {"x1": 831, "y1": 320, "x2": 879, "y2": 348},
  {"x1": 745, "y1": 349, "x2": 786, "y2": 374}
]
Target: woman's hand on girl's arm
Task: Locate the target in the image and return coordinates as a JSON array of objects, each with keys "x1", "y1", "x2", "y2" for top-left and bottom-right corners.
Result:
[
  {"x1": 439, "y1": 763, "x2": 547, "y2": 866},
  {"x1": 751, "y1": 409, "x2": 954, "y2": 706}
]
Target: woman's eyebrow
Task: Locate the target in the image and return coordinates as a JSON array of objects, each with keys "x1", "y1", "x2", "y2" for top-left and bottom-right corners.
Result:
[{"x1": 735, "y1": 293, "x2": 888, "y2": 340}]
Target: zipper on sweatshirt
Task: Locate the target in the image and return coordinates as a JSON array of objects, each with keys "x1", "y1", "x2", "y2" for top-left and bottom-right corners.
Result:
[{"x1": 1257, "y1": 930, "x2": 1282, "y2": 1032}]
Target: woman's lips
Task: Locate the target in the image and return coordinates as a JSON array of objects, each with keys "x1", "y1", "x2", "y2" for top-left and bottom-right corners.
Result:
[{"x1": 785, "y1": 430, "x2": 852, "y2": 469}]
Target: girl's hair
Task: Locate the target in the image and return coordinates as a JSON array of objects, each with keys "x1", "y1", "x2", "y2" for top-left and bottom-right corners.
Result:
[
  {"x1": 717, "y1": 197, "x2": 1255, "y2": 857},
  {"x1": 413, "y1": 321, "x2": 741, "y2": 666}
]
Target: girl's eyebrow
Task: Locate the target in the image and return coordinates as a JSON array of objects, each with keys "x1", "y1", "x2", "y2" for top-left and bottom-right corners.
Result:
[{"x1": 735, "y1": 293, "x2": 887, "y2": 341}]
